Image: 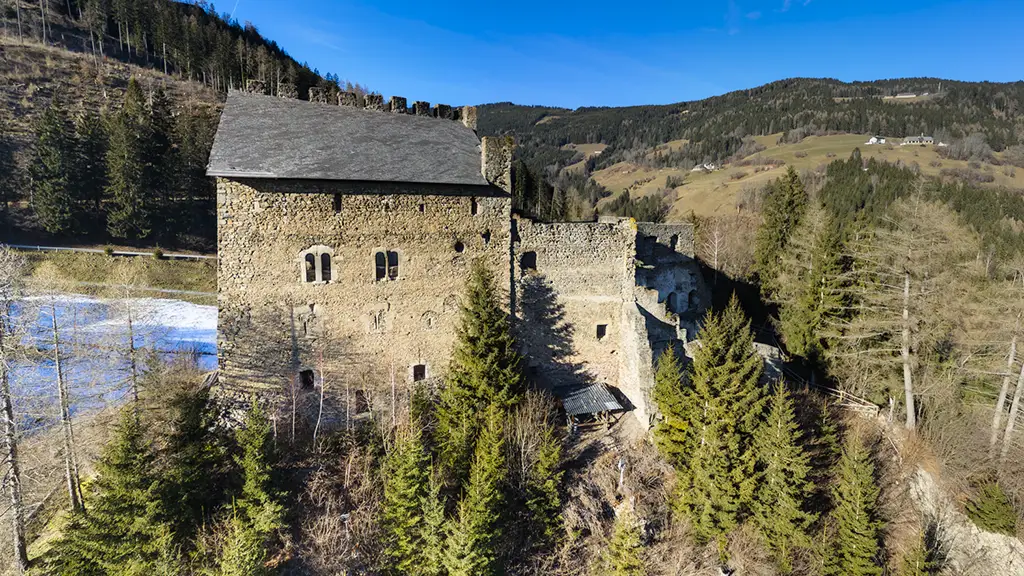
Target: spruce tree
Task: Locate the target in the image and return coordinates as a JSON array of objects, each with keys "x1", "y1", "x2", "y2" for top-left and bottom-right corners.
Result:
[
  {"x1": 898, "y1": 530, "x2": 937, "y2": 576},
  {"x1": 437, "y1": 261, "x2": 523, "y2": 482},
  {"x1": 148, "y1": 88, "x2": 178, "y2": 240},
  {"x1": 0, "y1": 122, "x2": 18, "y2": 215},
  {"x1": 524, "y1": 414, "x2": 563, "y2": 549},
  {"x1": 601, "y1": 508, "x2": 646, "y2": 576},
  {"x1": 825, "y1": 437, "x2": 883, "y2": 576},
  {"x1": 382, "y1": 422, "x2": 431, "y2": 574},
  {"x1": 652, "y1": 345, "x2": 691, "y2": 468},
  {"x1": 444, "y1": 406, "x2": 507, "y2": 576},
  {"x1": 106, "y1": 78, "x2": 153, "y2": 239},
  {"x1": 44, "y1": 408, "x2": 171, "y2": 574},
  {"x1": 74, "y1": 108, "x2": 108, "y2": 231},
  {"x1": 755, "y1": 167, "x2": 808, "y2": 297},
  {"x1": 218, "y1": 400, "x2": 284, "y2": 576},
  {"x1": 965, "y1": 480, "x2": 1017, "y2": 535},
  {"x1": 751, "y1": 382, "x2": 816, "y2": 572},
  {"x1": 161, "y1": 384, "x2": 227, "y2": 544},
  {"x1": 676, "y1": 295, "x2": 765, "y2": 545},
  {"x1": 30, "y1": 98, "x2": 78, "y2": 234},
  {"x1": 419, "y1": 467, "x2": 448, "y2": 576}
]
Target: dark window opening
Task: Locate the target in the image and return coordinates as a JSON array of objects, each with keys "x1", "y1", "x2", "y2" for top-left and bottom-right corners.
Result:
[
  {"x1": 333, "y1": 193, "x2": 342, "y2": 214},
  {"x1": 304, "y1": 253, "x2": 317, "y2": 283},
  {"x1": 687, "y1": 290, "x2": 697, "y2": 312},
  {"x1": 667, "y1": 292, "x2": 680, "y2": 314},
  {"x1": 418, "y1": 202, "x2": 425, "y2": 212},
  {"x1": 320, "y1": 253, "x2": 332, "y2": 282},
  {"x1": 596, "y1": 324, "x2": 608, "y2": 340},
  {"x1": 482, "y1": 230, "x2": 491, "y2": 244},
  {"x1": 669, "y1": 234, "x2": 678, "y2": 250},
  {"x1": 454, "y1": 241, "x2": 465, "y2": 253},
  {"x1": 299, "y1": 369, "x2": 315, "y2": 389},
  {"x1": 375, "y1": 252, "x2": 387, "y2": 281},
  {"x1": 387, "y1": 251, "x2": 399, "y2": 280},
  {"x1": 470, "y1": 198, "x2": 479, "y2": 215},
  {"x1": 520, "y1": 251, "x2": 537, "y2": 271},
  {"x1": 412, "y1": 364, "x2": 427, "y2": 382}
]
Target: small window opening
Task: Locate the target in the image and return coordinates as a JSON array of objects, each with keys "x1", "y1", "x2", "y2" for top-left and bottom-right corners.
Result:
[
  {"x1": 320, "y1": 253, "x2": 332, "y2": 282},
  {"x1": 412, "y1": 364, "x2": 427, "y2": 382},
  {"x1": 596, "y1": 324, "x2": 608, "y2": 340},
  {"x1": 418, "y1": 202, "x2": 425, "y2": 212},
  {"x1": 333, "y1": 193, "x2": 342, "y2": 213},
  {"x1": 375, "y1": 252, "x2": 387, "y2": 281},
  {"x1": 687, "y1": 290, "x2": 697, "y2": 312},
  {"x1": 520, "y1": 251, "x2": 537, "y2": 271},
  {"x1": 667, "y1": 292, "x2": 680, "y2": 314},
  {"x1": 454, "y1": 241, "x2": 465, "y2": 253},
  {"x1": 299, "y1": 369, "x2": 315, "y2": 390},
  {"x1": 669, "y1": 234, "x2": 678, "y2": 250},
  {"x1": 470, "y1": 198, "x2": 479, "y2": 215},
  {"x1": 387, "y1": 251, "x2": 399, "y2": 280},
  {"x1": 304, "y1": 253, "x2": 316, "y2": 283},
  {"x1": 482, "y1": 230, "x2": 491, "y2": 244}
]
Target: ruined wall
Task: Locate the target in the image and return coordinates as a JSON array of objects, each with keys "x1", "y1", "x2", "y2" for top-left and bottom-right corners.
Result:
[
  {"x1": 513, "y1": 218, "x2": 635, "y2": 395},
  {"x1": 217, "y1": 177, "x2": 511, "y2": 394}
]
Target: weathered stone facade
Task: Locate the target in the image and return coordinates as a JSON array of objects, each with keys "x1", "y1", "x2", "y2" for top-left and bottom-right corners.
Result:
[{"x1": 211, "y1": 91, "x2": 708, "y2": 426}]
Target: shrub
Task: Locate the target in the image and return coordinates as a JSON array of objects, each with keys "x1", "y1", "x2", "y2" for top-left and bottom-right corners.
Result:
[
  {"x1": 940, "y1": 168, "x2": 995, "y2": 184},
  {"x1": 1003, "y1": 166, "x2": 1017, "y2": 178},
  {"x1": 665, "y1": 174, "x2": 685, "y2": 189},
  {"x1": 1005, "y1": 144, "x2": 1024, "y2": 168},
  {"x1": 965, "y1": 480, "x2": 1017, "y2": 535},
  {"x1": 794, "y1": 151, "x2": 808, "y2": 158},
  {"x1": 103, "y1": 246, "x2": 115, "y2": 257},
  {"x1": 929, "y1": 160, "x2": 942, "y2": 168},
  {"x1": 152, "y1": 248, "x2": 165, "y2": 260},
  {"x1": 968, "y1": 160, "x2": 981, "y2": 170},
  {"x1": 730, "y1": 170, "x2": 748, "y2": 180}
]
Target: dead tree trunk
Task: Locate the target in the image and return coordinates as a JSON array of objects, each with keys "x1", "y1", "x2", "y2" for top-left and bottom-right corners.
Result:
[
  {"x1": 126, "y1": 304, "x2": 139, "y2": 406},
  {"x1": 38, "y1": 0, "x2": 47, "y2": 44},
  {"x1": 1, "y1": 305, "x2": 28, "y2": 573},
  {"x1": 991, "y1": 314, "x2": 1020, "y2": 454},
  {"x1": 15, "y1": 0, "x2": 23, "y2": 43},
  {"x1": 901, "y1": 270, "x2": 916, "y2": 430},
  {"x1": 50, "y1": 301, "x2": 82, "y2": 512},
  {"x1": 999, "y1": 359, "x2": 1024, "y2": 466}
]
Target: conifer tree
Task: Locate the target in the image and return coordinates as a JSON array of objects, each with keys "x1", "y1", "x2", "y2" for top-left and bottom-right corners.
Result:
[
  {"x1": 825, "y1": 437, "x2": 883, "y2": 576},
  {"x1": 74, "y1": 108, "x2": 108, "y2": 230},
  {"x1": 30, "y1": 98, "x2": 78, "y2": 234},
  {"x1": 106, "y1": 78, "x2": 153, "y2": 239},
  {"x1": 148, "y1": 88, "x2": 178, "y2": 240},
  {"x1": 419, "y1": 467, "x2": 448, "y2": 576},
  {"x1": 44, "y1": 408, "x2": 171, "y2": 574},
  {"x1": 0, "y1": 123, "x2": 18, "y2": 215},
  {"x1": 676, "y1": 295, "x2": 765, "y2": 545},
  {"x1": 524, "y1": 412, "x2": 563, "y2": 549},
  {"x1": 382, "y1": 421, "x2": 431, "y2": 574},
  {"x1": 965, "y1": 480, "x2": 1017, "y2": 535},
  {"x1": 652, "y1": 345, "x2": 690, "y2": 467},
  {"x1": 898, "y1": 530, "x2": 937, "y2": 576},
  {"x1": 444, "y1": 406, "x2": 507, "y2": 576},
  {"x1": 751, "y1": 382, "x2": 816, "y2": 572},
  {"x1": 755, "y1": 167, "x2": 808, "y2": 297},
  {"x1": 601, "y1": 508, "x2": 646, "y2": 576},
  {"x1": 218, "y1": 400, "x2": 284, "y2": 575},
  {"x1": 161, "y1": 384, "x2": 227, "y2": 544},
  {"x1": 437, "y1": 261, "x2": 523, "y2": 482}
]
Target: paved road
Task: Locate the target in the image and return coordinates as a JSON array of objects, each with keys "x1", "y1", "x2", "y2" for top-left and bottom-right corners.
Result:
[{"x1": 6, "y1": 244, "x2": 218, "y2": 261}]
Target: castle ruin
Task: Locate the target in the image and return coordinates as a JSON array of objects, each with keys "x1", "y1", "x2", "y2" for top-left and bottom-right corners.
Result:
[{"x1": 208, "y1": 86, "x2": 708, "y2": 427}]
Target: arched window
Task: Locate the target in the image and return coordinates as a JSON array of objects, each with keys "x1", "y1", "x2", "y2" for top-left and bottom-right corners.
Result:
[
  {"x1": 387, "y1": 251, "x2": 399, "y2": 280},
  {"x1": 375, "y1": 252, "x2": 387, "y2": 281},
  {"x1": 321, "y1": 253, "x2": 332, "y2": 282},
  {"x1": 304, "y1": 253, "x2": 316, "y2": 283},
  {"x1": 300, "y1": 246, "x2": 334, "y2": 283},
  {"x1": 667, "y1": 291, "x2": 680, "y2": 314},
  {"x1": 687, "y1": 290, "x2": 697, "y2": 312}
]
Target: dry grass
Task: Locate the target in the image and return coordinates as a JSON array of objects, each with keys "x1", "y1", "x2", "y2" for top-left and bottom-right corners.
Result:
[{"x1": 22, "y1": 251, "x2": 216, "y2": 296}]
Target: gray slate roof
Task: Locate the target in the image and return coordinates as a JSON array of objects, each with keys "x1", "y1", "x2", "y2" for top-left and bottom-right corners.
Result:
[{"x1": 207, "y1": 92, "x2": 489, "y2": 186}]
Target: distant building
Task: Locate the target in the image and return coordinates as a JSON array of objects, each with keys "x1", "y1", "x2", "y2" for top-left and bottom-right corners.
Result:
[
  {"x1": 866, "y1": 136, "x2": 886, "y2": 145},
  {"x1": 901, "y1": 134, "x2": 935, "y2": 146},
  {"x1": 895, "y1": 92, "x2": 917, "y2": 99},
  {"x1": 690, "y1": 162, "x2": 718, "y2": 172}
]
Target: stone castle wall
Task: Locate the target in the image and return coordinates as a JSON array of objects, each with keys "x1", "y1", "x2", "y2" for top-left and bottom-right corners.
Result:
[{"x1": 217, "y1": 177, "x2": 511, "y2": 394}]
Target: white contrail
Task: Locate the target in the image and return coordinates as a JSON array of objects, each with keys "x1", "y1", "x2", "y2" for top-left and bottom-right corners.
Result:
[{"x1": 230, "y1": 0, "x2": 241, "y2": 20}]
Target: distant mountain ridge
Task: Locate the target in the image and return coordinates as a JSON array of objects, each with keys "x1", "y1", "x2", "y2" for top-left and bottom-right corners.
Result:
[{"x1": 478, "y1": 77, "x2": 1024, "y2": 173}]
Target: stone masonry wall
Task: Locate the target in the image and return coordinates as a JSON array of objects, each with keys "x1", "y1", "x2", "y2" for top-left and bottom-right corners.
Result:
[
  {"x1": 513, "y1": 217, "x2": 636, "y2": 397},
  {"x1": 217, "y1": 177, "x2": 511, "y2": 395}
]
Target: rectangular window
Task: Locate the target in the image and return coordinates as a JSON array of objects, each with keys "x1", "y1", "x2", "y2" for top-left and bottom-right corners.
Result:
[
  {"x1": 332, "y1": 193, "x2": 342, "y2": 213},
  {"x1": 375, "y1": 252, "x2": 387, "y2": 281},
  {"x1": 413, "y1": 364, "x2": 426, "y2": 382},
  {"x1": 520, "y1": 251, "x2": 537, "y2": 272},
  {"x1": 471, "y1": 198, "x2": 479, "y2": 215},
  {"x1": 596, "y1": 324, "x2": 608, "y2": 340}
]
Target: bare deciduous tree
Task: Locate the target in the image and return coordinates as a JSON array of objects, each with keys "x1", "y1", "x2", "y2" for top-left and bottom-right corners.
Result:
[{"x1": 0, "y1": 246, "x2": 28, "y2": 573}]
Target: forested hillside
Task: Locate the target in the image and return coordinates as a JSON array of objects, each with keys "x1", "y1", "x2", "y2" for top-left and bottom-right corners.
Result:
[
  {"x1": 480, "y1": 78, "x2": 1024, "y2": 175},
  {"x1": 0, "y1": 0, "x2": 363, "y2": 250}
]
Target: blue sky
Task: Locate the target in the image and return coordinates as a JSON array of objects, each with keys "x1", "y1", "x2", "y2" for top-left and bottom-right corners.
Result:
[{"x1": 226, "y1": 0, "x2": 1023, "y2": 108}]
